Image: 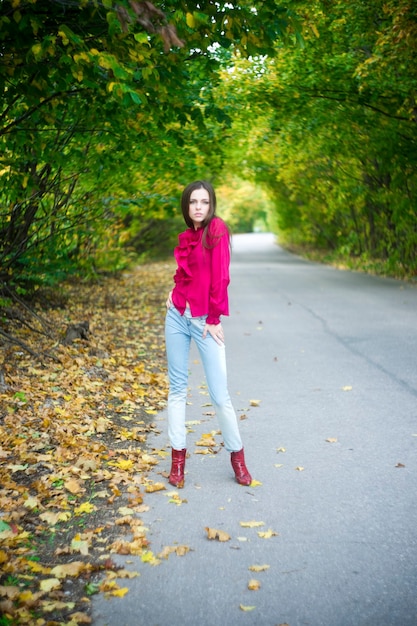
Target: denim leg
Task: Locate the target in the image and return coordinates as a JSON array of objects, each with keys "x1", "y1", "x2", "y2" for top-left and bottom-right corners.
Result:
[
  {"x1": 190, "y1": 318, "x2": 243, "y2": 453},
  {"x1": 165, "y1": 307, "x2": 191, "y2": 450}
]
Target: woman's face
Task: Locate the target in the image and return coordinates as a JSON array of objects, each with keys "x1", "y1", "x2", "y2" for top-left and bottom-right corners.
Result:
[{"x1": 189, "y1": 187, "x2": 210, "y2": 230}]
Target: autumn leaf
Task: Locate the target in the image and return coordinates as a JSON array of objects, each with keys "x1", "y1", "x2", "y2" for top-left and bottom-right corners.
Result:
[
  {"x1": 117, "y1": 506, "x2": 135, "y2": 516},
  {"x1": 249, "y1": 564, "x2": 270, "y2": 572},
  {"x1": 50, "y1": 561, "x2": 86, "y2": 578},
  {"x1": 196, "y1": 433, "x2": 218, "y2": 447},
  {"x1": 249, "y1": 399, "x2": 260, "y2": 406},
  {"x1": 74, "y1": 502, "x2": 97, "y2": 515},
  {"x1": 240, "y1": 604, "x2": 256, "y2": 611},
  {"x1": 205, "y1": 527, "x2": 231, "y2": 542},
  {"x1": 325, "y1": 437, "x2": 338, "y2": 443},
  {"x1": 70, "y1": 535, "x2": 90, "y2": 555},
  {"x1": 258, "y1": 529, "x2": 278, "y2": 539},
  {"x1": 64, "y1": 477, "x2": 84, "y2": 494},
  {"x1": 145, "y1": 482, "x2": 166, "y2": 493},
  {"x1": 295, "y1": 466, "x2": 305, "y2": 471},
  {"x1": 108, "y1": 458, "x2": 134, "y2": 471},
  {"x1": 109, "y1": 587, "x2": 129, "y2": 597},
  {"x1": 248, "y1": 579, "x2": 261, "y2": 590},
  {"x1": 240, "y1": 521, "x2": 265, "y2": 528},
  {"x1": 140, "y1": 550, "x2": 161, "y2": 565},
  {"x1": 65, "y1": 613, "x2": 91, "y2": 623},
  {"x1": 39, "y1": 511, "x2": 72, "y2": 525},
  {"x1": 158, "y1": 545, "x2": 190, "y2": 559},
  {"x1": 342, "y1": 385, "x2": 352, "y2": 391},
  {"x1": 40, "y1": 578, "x2": 61, "y2": 592}
]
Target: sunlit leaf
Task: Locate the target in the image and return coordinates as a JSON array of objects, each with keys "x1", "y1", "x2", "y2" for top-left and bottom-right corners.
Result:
[
  {"x1": 74, "y1": 502, "x2": 97, "y2": 515},
  {"x1": 140, "y1": 551, "x2": 161, "y2": 565},
  {"x1": 240, "y1": 604, "x2": 256, "y2": 611},
  {"x1": 240, "y1": 521, "x2": 264, "y2": 528}
]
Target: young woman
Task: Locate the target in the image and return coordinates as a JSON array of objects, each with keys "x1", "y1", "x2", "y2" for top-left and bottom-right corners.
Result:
[{"x1": 165, "y1": 180, "x2": 252, "y2": 488}]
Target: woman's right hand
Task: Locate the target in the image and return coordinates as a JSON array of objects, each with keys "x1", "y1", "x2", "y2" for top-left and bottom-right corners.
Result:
[{"x1": 166, "y1": 290, "x2": 173, "y2": 309}]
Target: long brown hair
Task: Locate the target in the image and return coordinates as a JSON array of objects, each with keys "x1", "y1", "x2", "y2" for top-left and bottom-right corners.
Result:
[{"x1": 181, "y1": 180, "x2": 228, "y2": 248}]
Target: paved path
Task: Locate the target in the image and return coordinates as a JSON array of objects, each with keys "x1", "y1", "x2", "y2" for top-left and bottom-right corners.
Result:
[{"x1": 93, "y1": 233, "x2": 417, "y2": 626}]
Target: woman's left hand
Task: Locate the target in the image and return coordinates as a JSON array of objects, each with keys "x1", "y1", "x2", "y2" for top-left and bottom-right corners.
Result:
[{"x1": 203, "y1": 323, "x2": 224, "y2": 345}]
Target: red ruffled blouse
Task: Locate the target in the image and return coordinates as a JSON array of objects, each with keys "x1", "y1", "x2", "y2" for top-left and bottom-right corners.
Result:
[{"x1": 171, "y1": 216, "x2": 230, "y2": 325}]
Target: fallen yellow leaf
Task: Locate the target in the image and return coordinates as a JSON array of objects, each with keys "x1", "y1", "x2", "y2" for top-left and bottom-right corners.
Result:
[
  {"x1": 50, "y1": 561, "x2": 85, "y2": 578},
  {"x1": 65, "y1": 612, "x2": 91, "y2": 623},
  {"x1": 325, "y1": 437, "x2": 338, "y2": 443},
  {"x1": 40, "y1": 578, "x2": 61, "y2": 592},
  {"x1": 258, "y1": 529, "x2": 278, "y2": 539},
  {"x1": 27, "y1": 561, "x2": 51, "y2": 575},
  {"x1": 64, "y1": 477, "x2": 84, "y2": 494},
  {"x1": 249, "y1": 564, "x2": 270, "y2": 572},
  {"x1": 74, "y1": 502, "x2": 97, "y2": 515},
  {"x1": 240, "y1": 521, "x2": 264, "y2": 528},
  {"x1": 248, "y1": 578, "x2": 261, "y2": 590},
  {"x1": 110, "y1": 586, "x2": 129, "y2": 597},
  {"x1": 205, "y1": 527, "x2": 231, "y2": 542},
  {"x1": 39, "y1": 511, "x2": 72, "y2": 525},
  {"x1": 240, "y1": 604, "x2": 256, "y2": 611},
  {"x1": 23, "y1": 496, "x2": 39, "y2": 509},
  {"x1": 117, "y1": 506, "x2": 135, "y2": 516},
  {"x1": 71, "y1": 537, "x2": 90, "y2": 555},
  {"x1": 249, "y1": 399, "x2": 260, "y2": 406},
  {"x1": 145, "y1": 482, "x2": 166, "y2": 493}
]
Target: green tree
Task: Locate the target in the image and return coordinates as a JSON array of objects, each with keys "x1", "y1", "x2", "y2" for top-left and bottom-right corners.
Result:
[
  {"x1": 214, "y1": 0, "x2": 417, "y2": 275},
  {"x1": 0, "y1": 0, "x2": 300, "y2": 290}
]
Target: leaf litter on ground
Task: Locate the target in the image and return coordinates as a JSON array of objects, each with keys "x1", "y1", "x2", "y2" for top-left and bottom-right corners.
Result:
[{"x1": 0, "y1": 262, "x2": 175, "y2": 625}]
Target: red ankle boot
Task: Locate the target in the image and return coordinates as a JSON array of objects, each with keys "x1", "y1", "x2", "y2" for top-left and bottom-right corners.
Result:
[
  {"x1": 231, "y1": 448, "x2": 252, "y2": 486},
  {"x1": 169, "y1": 448, "x2": 186, "y2": 488}
]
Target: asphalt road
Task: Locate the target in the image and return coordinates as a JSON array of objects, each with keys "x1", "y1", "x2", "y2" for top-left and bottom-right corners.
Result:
[{"x1": 93, "y1": 233, "x2": 417, "y2": 626}]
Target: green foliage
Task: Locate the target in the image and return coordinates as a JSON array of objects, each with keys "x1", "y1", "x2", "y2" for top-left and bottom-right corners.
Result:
[
  {"x1": 0, "y1": 0, "x2": 299, "y2": 292},
  {"x1": 214, "y1": 0, "x2": 417, "y2": 277}
]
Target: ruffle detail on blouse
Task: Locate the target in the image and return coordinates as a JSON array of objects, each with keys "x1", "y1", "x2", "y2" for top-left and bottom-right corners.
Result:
[{"x1": 174, "y1": 228, "x2": 202, "y2": 279}]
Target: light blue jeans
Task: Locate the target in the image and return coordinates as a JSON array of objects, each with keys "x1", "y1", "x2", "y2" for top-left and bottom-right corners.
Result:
[{"x1": 165, "y1": 305, "x2": 243, "y2": 452}]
